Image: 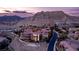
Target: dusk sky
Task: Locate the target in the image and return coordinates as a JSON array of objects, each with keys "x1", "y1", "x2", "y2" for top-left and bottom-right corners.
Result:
[
  {"x1": 0, "y1": 7, "x2": 79, "y2": 16},
  {"x1": 0, "y1": 0, "x2": 79, "y2": 16}
]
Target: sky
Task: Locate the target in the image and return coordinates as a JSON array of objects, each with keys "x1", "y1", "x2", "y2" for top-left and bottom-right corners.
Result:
[
  {"x1": 0, "y1": 0, "x2": 79, "y2": 16},
  {"x1": 0, "y1": 7, "x2": 79, "y2": 16}
]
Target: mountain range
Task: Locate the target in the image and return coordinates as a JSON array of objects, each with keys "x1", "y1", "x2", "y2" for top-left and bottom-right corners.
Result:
[
  {"x1": 17, "y1": 11, "x2": 79, "y2": 27},
  {"x1": 0, "y1": 11, "x2": 79, "y2": 26}
]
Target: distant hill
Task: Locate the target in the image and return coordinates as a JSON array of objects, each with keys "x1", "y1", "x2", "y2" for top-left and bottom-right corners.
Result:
[
  {"x1": 32, "y1": 11, "x2": 79, "y2": 20},
  {"x1": 0, "y1": 12, "x2": 33, "y2": 17},
  {"x1": 0, "y1": 15, "x2": 25, "y2": 25},
  {"x1": 16, "y1": 11, "x2": 79, "y2": 27},
  {"x1": 0, "y1": 11, "x2": 79, "y2": 27},
  {"x1": 0, "y1": 15, "x2": 24, "y2": 21},
  {"x1": 0, "y1": 10, "x2": 33, "y2": 25},
  {"x1": 32, "y1": 11, "x2": 68, "y2": 20}
]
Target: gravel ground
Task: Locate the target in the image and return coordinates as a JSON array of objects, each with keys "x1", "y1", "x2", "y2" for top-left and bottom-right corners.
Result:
[{"x1": 8, "y1": 37, "x2": 48, "y2": 51}]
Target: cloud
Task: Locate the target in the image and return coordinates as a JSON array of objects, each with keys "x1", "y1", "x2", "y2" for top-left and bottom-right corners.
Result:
[
  {"x1": 3, "y1": 10, "x2": 11, "y2": 13},
  {"x1": 13, "y1": 11, "x2": 27, "y2": 13}
]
